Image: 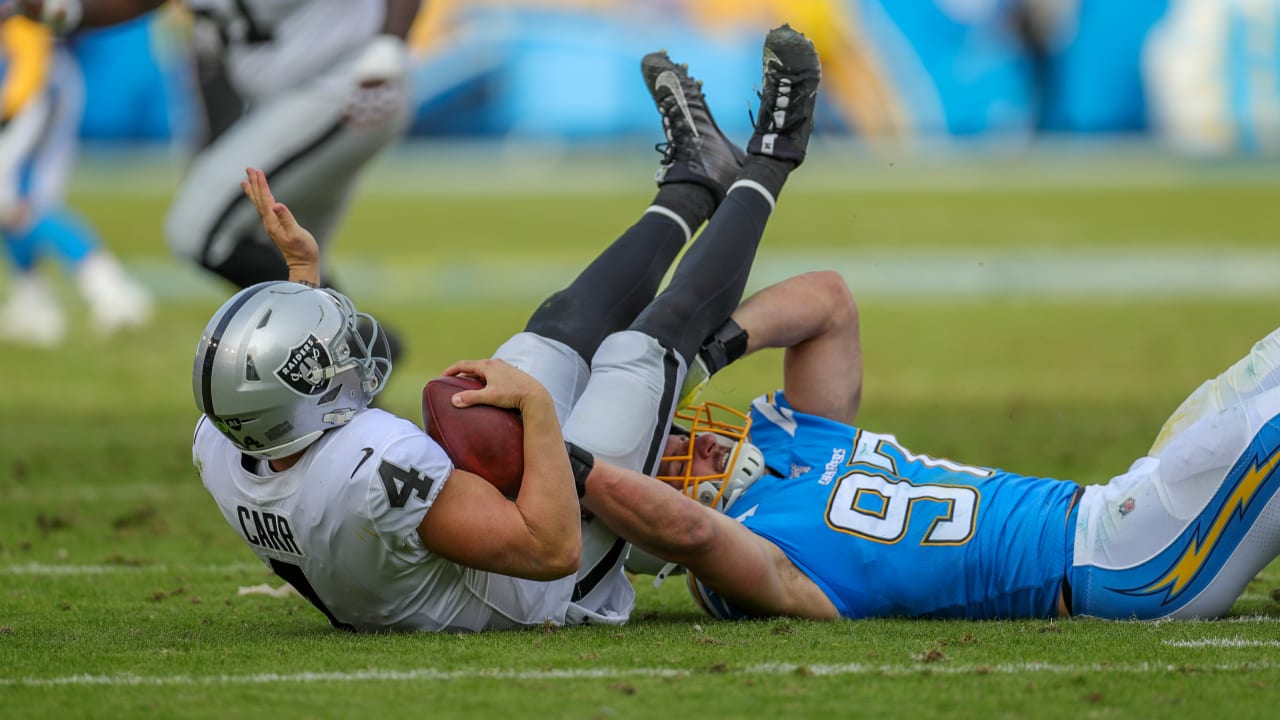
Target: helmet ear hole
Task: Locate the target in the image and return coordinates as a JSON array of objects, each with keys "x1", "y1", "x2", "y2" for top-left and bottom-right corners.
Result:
[
  {"x1": 317, "y1": 384, "x2": 342, "y2": 404},
  {"x1": 719, "y1": 441, "x2": 765, "y2": 511}
]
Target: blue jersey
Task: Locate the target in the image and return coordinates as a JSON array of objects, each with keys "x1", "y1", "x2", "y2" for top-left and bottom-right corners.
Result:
[{"x1": 722, "y1": 392, "x2": 1081, "y2": 620}]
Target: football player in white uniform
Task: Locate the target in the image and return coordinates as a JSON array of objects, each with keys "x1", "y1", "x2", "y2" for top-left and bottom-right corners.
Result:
[
  {"x1": 188, "y1": 26, "x2": 818, "y2": 632},
  {"x1": 9, "y1": 0, "x2": 420, "y2": 353}
]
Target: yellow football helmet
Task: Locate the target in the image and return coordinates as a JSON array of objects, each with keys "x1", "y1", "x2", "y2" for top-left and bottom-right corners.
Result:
[{"x1": 657, "y1": 401, "x2": 765, "y2": 513}]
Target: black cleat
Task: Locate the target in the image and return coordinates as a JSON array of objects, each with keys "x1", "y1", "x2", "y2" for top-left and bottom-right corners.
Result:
[
  {"x1": 747, "y1": 24, "x2": 822, "y2": 166},
  {"x1": 641, "y1": 51, "x2": 745, "y2": 204}
]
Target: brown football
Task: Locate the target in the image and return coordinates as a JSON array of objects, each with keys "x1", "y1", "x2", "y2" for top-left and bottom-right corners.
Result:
[{"x1": 421, "y1": 374, "x2": 524, "y2": 497}]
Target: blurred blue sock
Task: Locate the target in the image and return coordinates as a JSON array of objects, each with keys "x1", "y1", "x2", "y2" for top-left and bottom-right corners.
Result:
[
  {"x1": 26, "y1": 209, "x2": 100, "y2": 269},
  {"x1": 3, "y1": 228, "x2": 41, "y2": 271}
]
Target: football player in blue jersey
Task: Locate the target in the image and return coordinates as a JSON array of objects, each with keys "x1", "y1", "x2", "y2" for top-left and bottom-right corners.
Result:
[{"x1": 573, "y1": 268, "x2": 1280, "y2": 621}]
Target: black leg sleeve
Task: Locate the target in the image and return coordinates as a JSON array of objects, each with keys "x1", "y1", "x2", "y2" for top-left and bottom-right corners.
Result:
[
  {"x1": 630, "y1": 185, "x2": 773, "y2": 361},
  {"x1": 524, "y1": 212, "x2": 686, "y2": 361}
]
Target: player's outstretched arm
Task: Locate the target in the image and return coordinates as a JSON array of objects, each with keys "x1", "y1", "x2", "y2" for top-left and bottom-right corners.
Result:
[
  {"x1": 724, "y1": 270, "x2": 863, "y2": 424},
  {"x1": 415, "y1": 358, "x2": 582, "y2": 580},
  {"x1": 580, "y1": 459, "x2": 839, "y2": 619},
  {"x1": 240, "y1": 167, "x2": 321, "y2": 287}
]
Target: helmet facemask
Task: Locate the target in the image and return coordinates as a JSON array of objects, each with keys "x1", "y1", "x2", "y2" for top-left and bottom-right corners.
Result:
[
  {"x1": 328, "y1": 290, "x2": 392, "y2": 397},
  {"x1": 658, "y1": 402, "x2": 764, "y2": 513}
]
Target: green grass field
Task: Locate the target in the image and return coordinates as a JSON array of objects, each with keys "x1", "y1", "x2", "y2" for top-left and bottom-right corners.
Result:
[{"x1": 3, "y1": 149, "x2": 1280, "y2": 718}]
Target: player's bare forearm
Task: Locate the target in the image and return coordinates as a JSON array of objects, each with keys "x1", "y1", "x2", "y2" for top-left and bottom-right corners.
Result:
[
  {"x1": 511, "y1": 391, "x2": 581, "y2": 574},
  {"x1": 733, "y1": 271, "x2": 854, "y2": 358},
  {"x1": 442, "y1": 358, "x2": 582, "y2": 575},
  {"x1": 580, "y1": 461, "x2": 705, "y2": 562},
  {"x1": 381, "y1": 0, "x2": 421, "y2": 37},
  {"x1": 732, "y1": 270, "x2": 862, "y2": 424},
  {"x1": 580, "y1": 461, "x2": 839, "y2": 619}
]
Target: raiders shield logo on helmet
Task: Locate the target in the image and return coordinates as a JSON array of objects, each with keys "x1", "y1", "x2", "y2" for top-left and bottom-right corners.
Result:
[{"x1": 276, "y1": 334, "x2": 332, "y2": 396}]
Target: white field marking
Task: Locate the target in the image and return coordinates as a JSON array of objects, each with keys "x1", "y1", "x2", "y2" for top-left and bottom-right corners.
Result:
[
  {"x1": 70, "y1": 141, "x2": 1280, "y2": 197},
  {"x1": 4, "y1": 660, "x2": 1280, "y2": 688},
  {"x1": 127, "y1": 249, "x2": 1280, "y2": 304},
  {"x1": 1164, "y1": 638, "x2": 1280, "y2": 648},
  {"x1": 1, "y1": 562, "x2": 264, "y2": 576}
]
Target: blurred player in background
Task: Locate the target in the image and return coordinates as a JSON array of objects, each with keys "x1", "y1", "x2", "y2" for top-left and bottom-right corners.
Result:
[
  {"x1": 9, "y1": 0, "x2": 422, "y2": 357},
  {"x1": 571, "y1": 266, "x2": 1280, "y2": 622},
  {"x1": 187, "y1": 25, "x2": 820, "y2": 632},
  {"x1": 0, "y1": 14, "x2": 151, "y2": 347}
]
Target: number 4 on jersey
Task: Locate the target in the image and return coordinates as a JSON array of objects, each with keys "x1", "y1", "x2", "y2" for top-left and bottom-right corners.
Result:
[{"x1": 378, "y1": 460, "x2": 436, "y2": 508}]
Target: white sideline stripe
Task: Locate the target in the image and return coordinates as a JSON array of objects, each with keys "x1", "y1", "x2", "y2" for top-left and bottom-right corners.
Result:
[
  {"x1": 1189, "y1": 615, "x2": 1280, "y2": 624},
  {"x1": 1164, "y1": 638, "x2": 1280, "y2": 648},
  {"x1": 71, "y1": 141, "x2": 1280, "y2": 196},
  {"x1": 1, "y1": 562, "x2": 263, "y2": 576},
  {"x1": 5, "y1": 660, "x2": 1280, "y2": 688},
  {"x1": 127, "y1": 250, "x2": 1280, "y2": 304}
]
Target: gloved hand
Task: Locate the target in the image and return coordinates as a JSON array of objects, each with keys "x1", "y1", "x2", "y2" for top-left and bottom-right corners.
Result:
[{"x1": 345, "y1": 34, "x2": 410, "y2": 128}]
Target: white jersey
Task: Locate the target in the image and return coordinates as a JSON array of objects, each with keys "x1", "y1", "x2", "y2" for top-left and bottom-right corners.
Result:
[
  {"x1": 186, "y1": 0, "x2": 383, "y2": 101},
  {"x1": 193, "y1": 408, "x2": 628, "y2": 632}
]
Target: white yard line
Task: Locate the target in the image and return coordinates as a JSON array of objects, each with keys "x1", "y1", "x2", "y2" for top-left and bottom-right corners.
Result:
[
  {"x1": 3, "y1": 660, "x2": 1278, "y2": 688},
  {"x1": 1197, "y1": 615, "x2": 1280, "y2": 624},
  {"x1": 1164, "y1": 638, "x2": 1280, "y2": 648},
  {"x1": 71, "y1": 141, "x2": 1280, "y2": 196},
  {"x1": 130, "y1": 250, "x2": 1280, "y2": 304}
]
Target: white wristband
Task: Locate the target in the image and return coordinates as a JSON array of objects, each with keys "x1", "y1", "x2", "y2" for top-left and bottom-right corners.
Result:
[{"x1": 353, "y1": 34, "x2": 408, "y2": 82}]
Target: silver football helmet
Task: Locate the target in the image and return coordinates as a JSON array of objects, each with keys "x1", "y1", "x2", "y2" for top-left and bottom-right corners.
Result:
[{"x1": 192, "y1": 282, "x2": 392, "y2": 460}]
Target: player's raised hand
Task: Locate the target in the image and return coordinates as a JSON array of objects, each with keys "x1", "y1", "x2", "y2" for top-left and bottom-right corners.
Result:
[{"x1": 240, "y1": 167, "x2": 321, "y2": 287}]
